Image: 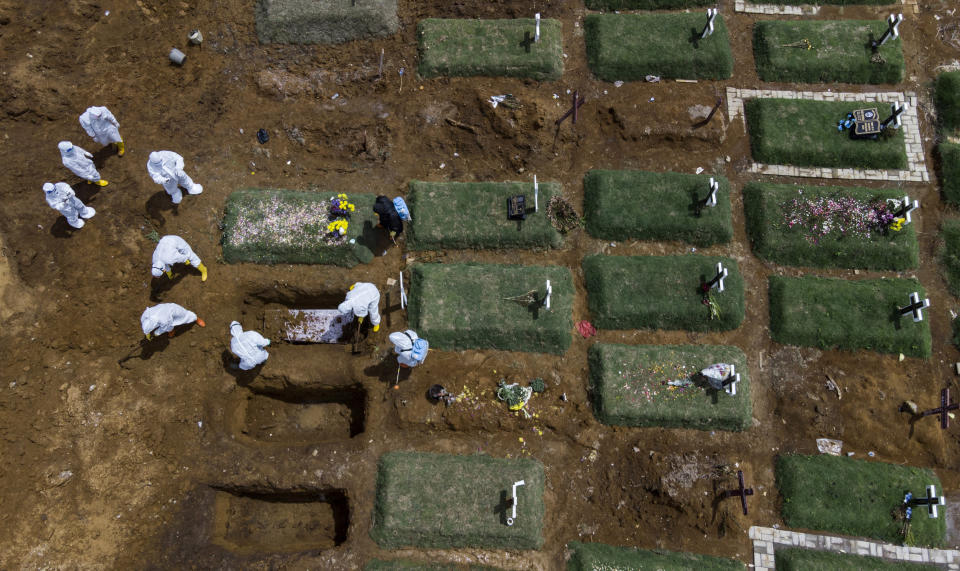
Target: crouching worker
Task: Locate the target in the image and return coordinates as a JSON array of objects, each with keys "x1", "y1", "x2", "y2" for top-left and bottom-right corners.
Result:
[
  {"x1": 338, "y1": 282, "x2": 381, "y2": 332},
  {"x1": 43, "y1": 182, "x2": 95, "y2": 229},
  {"x1": 373, "y1": 195, "x2": 409, "y2": 242},
  {"x1": 151, "y1": 235, "x2": 207, "y2": 281},
  {"x1": 229, "y1": 321, "x2": 270, "y2": 370},
  {"x1": 389, "y1": 329, "x2": 429, "y2": 368},
  {"x1": 141, "y1": 303, "x2": 205, "y2": 340}
]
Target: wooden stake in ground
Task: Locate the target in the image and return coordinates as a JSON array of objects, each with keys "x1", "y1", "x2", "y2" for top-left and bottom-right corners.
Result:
[{"x1": 919, "y1": 388, "x2": 959, "y2": 429}]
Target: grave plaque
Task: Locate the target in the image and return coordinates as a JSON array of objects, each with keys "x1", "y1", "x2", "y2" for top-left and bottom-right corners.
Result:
[{"x1": 852, "y1": 108, "x2": 881, "y2": 137}]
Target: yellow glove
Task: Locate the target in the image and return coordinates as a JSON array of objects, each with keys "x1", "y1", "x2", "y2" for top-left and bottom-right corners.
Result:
[
  {"x1": 184, "y1": 260, "x2": 191, "y2": 266},
  {"x1": 165, "y1": 270, "x2": 173, "y2": 279},
  {"x1": 389, "y1": 231, "x2": 397, "y2": 238},
  {"x1": 145, "y1": 333, "x2": 153, "y2": 340},
  {"x1": 349, "y1": 284, "x2": 355, "y2": 291},
  {"x1": 198, "y1": 263, "x2": 208, "y2": 282},
  {"x1": 358, "y1": 316, "x2": 364, "y2": 323}
]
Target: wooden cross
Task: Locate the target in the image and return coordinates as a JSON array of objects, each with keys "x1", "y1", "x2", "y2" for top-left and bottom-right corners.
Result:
[
  {"x1": 898, "y1": 292, "x2": 929, "y2": 323},
  {"x1": 555, "y1": 91, "x2": 586, "y2": 126},
  {"x1": 890, "y1": 194, "x2": 918, "y2": 224},
  {"x1": 873, "y1": 13, "x2": 903, "y2": 48},
  {"x1": 720, "y1": 470, "x2": 754, "y2": 515},
  {"x1": 705, "y1": 262, "x2": 728, "y2": 293},
  {"x1": 881, "y1": 102, "x2": 906, "y2": 130},
  {"x1": 911, "y1": 485, "x2": 946, "y2": 518},
  {"x1": 700, "y1": 8, "x2": 718, "y2": 40},
  {"x1": 535, "y1": 13, "x2": 541, "y2": 43},
  {"x1": 920, "y1": 388, "x2": 959, "y2": 429},
  {"x1": 699, "y1": 177, "x2": 719, "y2": 208}
]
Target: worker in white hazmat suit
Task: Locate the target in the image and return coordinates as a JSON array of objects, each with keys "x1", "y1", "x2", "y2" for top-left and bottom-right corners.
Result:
[
  {"x1": 151, "y1": 235, "x2": 207, "y2": 281},
  {"x1": 338, "y1": 282, "x2": 381, "y2": 332},
  {"x1": 389, "y1": 329, "x2": 429, "y2": 368},
  {"x1": 141, "y1": 303, "x2": 205, "y2": 340},
  {"x1": 59, "y1": 141, "x2": 108, "y2": 186},
  {"x1": 147, "y1": 151, "x2": 203, "y2": 204},
  {"x1": 43, "y1": 182, "x2": 95, "y2": 229},
  {"x1": 229, "y1": 321, "x2": 270, "y2": 370},
  {"x1": 78, "y1": 106, "x2": 124, "y2": 156}
]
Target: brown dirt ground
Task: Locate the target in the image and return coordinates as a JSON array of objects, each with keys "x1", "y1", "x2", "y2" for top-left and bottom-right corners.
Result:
[{"x1": 3, "y1": 0, "x2": 960, "y2": 568}]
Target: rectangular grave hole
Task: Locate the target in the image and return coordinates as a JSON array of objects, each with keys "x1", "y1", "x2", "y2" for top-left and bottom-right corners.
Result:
[
  {"x1": 213, "y1": 488, "x2": 349, "y2": 554},
  {"x1": 247, "y1": 288, "x2": 360, "y2": 344},
  {"x1": 242, "y1": 386, "x2": 366, "y2": 443}
]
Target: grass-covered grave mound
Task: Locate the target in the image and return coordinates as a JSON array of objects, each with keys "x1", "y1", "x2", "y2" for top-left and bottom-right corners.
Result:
[
  {"x1": 940, "y1": 143, "x2": 960, "y2": 205},
  {"x1": 589, "y1": 344, "x2": 751, "y2": 431},
  {"x1": 583, "y1": 255, "x2": 745, "y2": 332},
  {"x1": 754, "y1": 20, "x2": 904, "y2": 85},
  {"x1": 939, "y1": 218, "x2": 960, "y2": 298},
  {"x1": 407, "y1": 263, "x2": 573, "y2": 354},
  {"x1": 585, "y1": 13, "x2": 733, "y2": 82},
  {"x1": 935, "y1": 71, "x2": 960, "y2": 137},
  {"x1": 417, "y1": 18, "x2": 563, "y2": 81},
  {"x1": 567, "y1": 542, "x2": 746, "y2": 571},
  {"x1": 370, "y1": 451, "x2": 545, "y2": 550},
  {"x1": 775, "y1": 548, "x2": 939, "y2": 571},
  {"x1": 407, "y1": 181, "x2": 563, "y2": 250},
  {"x1": 743, "y1": 182, "x2": 919, "y2": 270},
  {"x1": 255, "y1": 0, "x2": 398, "y2": 45},
  {"x1": 746, "y1": 98, "x2": 907, "y2": 170},
  {"x1": 769, "y1": 275, "x2": 931, "y2": 358},
  {"x1": 777, "y1": 454, "x2": 946, "y2": 547},
  {"x1": 584, "y1": 170, "x2": 732, "y2": 246},
  {"x1": 585, "y1": 0, "x2": 715, "y2": 9},
  {"x1": 221, "y1": 189, "x2": 377, "y2": 267}
]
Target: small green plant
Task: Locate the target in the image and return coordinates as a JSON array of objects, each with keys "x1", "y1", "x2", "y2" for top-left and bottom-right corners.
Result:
[
  {"x1": 530, "y1": 378, "x2": 546, "y2": 393},
  {"x1": 145, "y1": 229, "x2": 160, "y2": 243}
]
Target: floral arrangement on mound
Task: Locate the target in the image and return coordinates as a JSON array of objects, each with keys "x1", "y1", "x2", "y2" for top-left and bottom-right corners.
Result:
[
  {"x1": 327, "y1": 193, "x2": 355, "y2": 237},
  {"x1": 227, "y1": 193, "x2": 355, "y2": 249},
  {"x1": 780, "y1": 192, "x2": 906, "y2": 244}
]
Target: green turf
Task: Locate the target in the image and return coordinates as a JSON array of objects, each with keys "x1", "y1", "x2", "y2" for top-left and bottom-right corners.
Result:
[
  {"x1": 754, "y1": 20, "x2": 904, "y2": 84},
  {"x1": 365, "y1": 560, "x2": 502, "y2": 571},
  {"x1": 567, "y1": 542, "x2": 746, "y2": 571},
  {"x1": 589, "y1": 344, "x2": 752, "y2": 431},
  {"x1": 768, "y1": 276, "x2": 931, "y2": 358},
  {"x1": 407, "y1": 263, "x2": 573, "y2": 354},
  {"x1": 776, "y1": 454, "x2": 945, "y2": 547},
  {"x1": 939, "y1": 218, "x2": 960, "y2": 298},
  {"x1": 743, "y1": 182, "x2": 919, "y2": 270},
  {"x1": 417, "y1": 19, "x2": 563, "y2": 81},
  {"x1": 407, "y1": 181, "x2": 562, "y2": 251},
  {"x1": 935, "y1": 72, "x2": 960, "y2": 136},
  {"x1": 584, "y1": 13, "x2": 733, "y2": 82},
  {"x1": 583, "y1": 255, "x2": 745, "y2": 332},
  {"x1": 585, "y1": 0, "x2": 715, "y2": 9},
  {"x1": 745, "y1": 98, "x2": 907, "y2": 170},
  {"x1": 940, "y1": 143, "x2": 960, "y2": 205},
  {"x1": 254, "y1": 0, "x2": 398, "y2": 45},
  {"x1": 584, "y1": 170, "x2": 733, "y2": 246},
  {"x1": 221, "y1": 189, "x2": 376, "y2": 267},
  {"x1": 370, "y1": 451, "x2": 545, "y2": 550},
  {"x1": 775, "y1": 548, "x2": 938, "y2": 570}
]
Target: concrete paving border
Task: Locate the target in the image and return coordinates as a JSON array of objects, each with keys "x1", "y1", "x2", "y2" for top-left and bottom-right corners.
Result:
[
  {"x1": 726, "y1": 87, "x2": 929, "y2": 183},
  {"x1": 735, "y1": 0, "x2": 917, "y2": 15},
  {"x1": 749, "y1": 526, "x2": 960, "y2": 570}
]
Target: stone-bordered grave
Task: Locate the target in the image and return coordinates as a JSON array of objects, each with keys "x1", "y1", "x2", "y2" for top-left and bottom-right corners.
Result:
[
  {"x1": 744, "y1": 182, "x2": 920, "y2": 271},
  {"x1": 584, "y1": 170, "x2": 732, "y2": 246},
  {"x1": 221, "y1": 190, "x2": 376, "y2": 267},
  {"x1": 370, "y1": 451, "x2": 545, "y2": 550},
  {"x1": 567, "y1": 541, "x2": 746, "y2": 570},
  {"x1": 407, "y1": 180, "x2": 563, "y2": 251},
  {"x1": 768, "y1": 275, "x2": 932, "y2": 358},
  {"x1": 585, "y1": 13, "x2": 733, "y2": 82},
  {"x1": 417, "y1": 18, "x2": 563, "y2": 80},
  {"x1": 583, "y1": 255, "x2": 745, "y2": 332},
  {"x1": 589, "y1": 344, "x2": 752, "y2": 431},
  {"x1": 255, "y1": 0, "x2": 398, "y2": 45},
  {"x1": 776, "y1": 454, "x2": 946, "y2": 547},
  {"x1": 407, "y1": 262, "x2": 573, "y2": 354}
]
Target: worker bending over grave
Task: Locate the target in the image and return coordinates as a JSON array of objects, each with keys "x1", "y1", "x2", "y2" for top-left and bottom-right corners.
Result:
[
  {"x1": 389, "y1": 329, "x2": 429, "y2": 368},
  {"x1": 43, "y1": 182, "x2": 95, "y2": 229},
  {"x1": 79, "y1": 106, "x2": 124, "y2": 156},
  {"x1": 147, "y1": 151, "x2": 203, "y2": 204},
  {"x1": 373, "y1": 195, "x2": 408, "y2": 241},
  {"x1": 229, "y1": 321, "x2": 270, "y2": 370},
  {"x1": 59, "y1": 141, "x2": 108, "y2": 186},
  {"x1": 141, "y1": 303, "x2": 205, "y2": 340},
  {"x1": 151, "y1": 235, "x2": 207, "y2": 281},
  {"x1": 338, "y1": 282, "x2": 381, "y2": 332}
]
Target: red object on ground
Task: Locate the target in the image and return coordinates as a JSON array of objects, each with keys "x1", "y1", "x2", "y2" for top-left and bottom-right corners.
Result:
[{"x1": 576, "y1": 320, "x2": 596, "y2": 338}]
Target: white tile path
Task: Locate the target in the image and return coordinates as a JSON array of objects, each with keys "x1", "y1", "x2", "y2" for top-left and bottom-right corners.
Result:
[
  {"x1": 726, "y1": 87, "x2": 929, "y2": 183},
  {"x1": 750, "y1": 526, "x2": 960, "y2": 570},
  {"x1": 735, "y1": 0, "x2": 918, "y2": 15}
]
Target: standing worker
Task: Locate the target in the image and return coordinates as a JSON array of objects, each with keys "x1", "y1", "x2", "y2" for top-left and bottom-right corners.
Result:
[
  {"x1": 141, "y1": 303, "x2": 205, "y2": 340},
  {"x1": 42, "y1": 182, "x2": 96, "y2": 229},
  {"x1": 78, "y1": 106, "x2": 124, "y2": 156},
  {"x1": 59, "y1": 141, "x2": 108, "y2": 186},
  {"x1": 338, "y1": 282, "x2": 381, "y2": 332},
  {"x1": 147, "y1": 150, "x2": 203, "y2": 204},
  {"x1": 229, "y1": 321, "x2": 271, "y2": 370},
  {"x1": 389, "y1": 329, "x2": 429, "y2": 368},
  {"x1": 151, "y1": 235, "x2": 207, "y2": 281}
]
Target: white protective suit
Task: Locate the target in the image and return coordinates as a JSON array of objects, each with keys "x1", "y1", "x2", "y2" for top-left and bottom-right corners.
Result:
[
  {"x1": 389, "y1": 330, "x2": 427, "y2": 368},
  {"x1": 152, "y1": 235, "x2": 202, "y2": 278},
  {"x1": 59, "y1": 141, "x2": 101, "y2": 182},
  {"x1": 147, "y1": 151, "x2": 203, "y2": 204},
  {"x1": 141, "y1": 303, "x2": 197, "y2": 336},
  {"x1": 229, "y1": 321, "x2": 271, "y2": 370},
  {"x1": 43, "y1": 182, "x2": 95, "y2": 229},
  {"x1": 338, "y1": 282, "x2": 381, "y2": 326},
  {"x1": 79, "y1": 106, "x2": 122, "y2": 146}
]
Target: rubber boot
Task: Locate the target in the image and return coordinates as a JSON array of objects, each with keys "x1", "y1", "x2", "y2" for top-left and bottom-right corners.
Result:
[
  {"x1": 165, "y1": 270, "x2": 173, "y2": 279},
  {"x1": 198, "y1": 263, "x2": 208, "y2": 282},
  {"x1": 116, "y1": 141, "x2": 125, "y2": 157},
  {"x1": 91, "y1": 179, "x2": 109, "y2": 187},
  {"x1": 373, "y1": 324, "x2": 380, "y2": 332}
]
